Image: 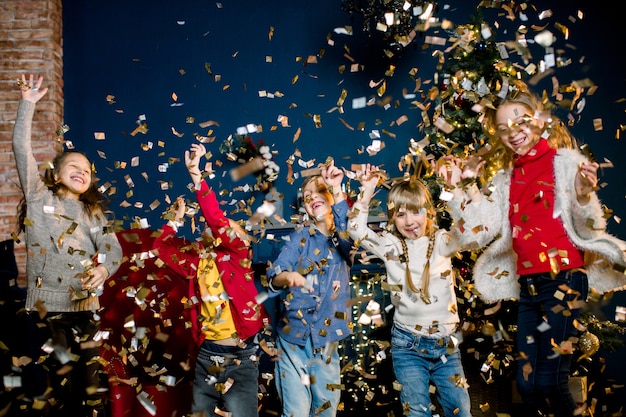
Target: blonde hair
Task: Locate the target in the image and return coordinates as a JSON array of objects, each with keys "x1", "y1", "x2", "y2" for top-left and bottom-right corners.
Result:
[
  {"x1": 301, "y1": 175, "x2": 336, "y2": 233},
  {"x1": 481, "y1": 80, "x2": 577, "y2": 180},
  {"x1": 301, "y1": 175, "x2": 334, "y2": 205},
  {"x1": 387, "y1": 178, "x2": 436, "y2": 304},
  {"x1": 387, "y1": 178, "x2": 436, "y2": 237},
  {"x1": 18, "y1": 151, "x2": 107, "y2": 233}
]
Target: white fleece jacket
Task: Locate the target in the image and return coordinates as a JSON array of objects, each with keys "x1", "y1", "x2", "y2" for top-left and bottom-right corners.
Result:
[{"x1": 448, "y1": 147, "x2": 626, "y2": 303}]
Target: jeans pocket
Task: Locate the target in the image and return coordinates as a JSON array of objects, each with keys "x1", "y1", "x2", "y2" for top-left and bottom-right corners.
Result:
[{"x1": 391, "y1": 327, "x2": 414, "y2": 350}]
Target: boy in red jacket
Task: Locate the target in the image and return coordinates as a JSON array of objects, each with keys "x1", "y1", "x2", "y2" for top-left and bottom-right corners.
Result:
[{"x1": 154, "y1": 143, "x2": 268, "y2": 417}]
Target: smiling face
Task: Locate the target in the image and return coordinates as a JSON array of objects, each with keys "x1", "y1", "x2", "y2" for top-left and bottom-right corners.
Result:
[
  {"x1": 495, "y1": 102, "x2": 542, "y2": 156},
  {"x1": 302, "y1": 177, "x2": 332, "y2": 221},
  {"x1": 54, "y1": 152, "x2": 93, "y2": 198},
  {"x1": 393, "y1": 207, "x2": 428, "y2": 240},
  {"x1": 387, "y1": 179, "x2": 435, "y2": 240}
]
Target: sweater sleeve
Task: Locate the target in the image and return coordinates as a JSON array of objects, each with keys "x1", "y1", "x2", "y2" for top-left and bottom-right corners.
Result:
[
  {"x1": 447, "y1": 174, "x2": 506, "y2": 250},
  {"x1": 94, "y1": 217, "x2": 123, "y2": 278},
  {"x1": 266, "y1": 228, "x2": 304, "y2": 280},
  {"x1": 554, "y1": 149, "x2": 607, "y2": 239},
  {"x1": 12, "y1": 100, "x2": 48, "y2": 200},
  {"x1": 348, "y1": 201, "x2": 398, "y2": 261}
]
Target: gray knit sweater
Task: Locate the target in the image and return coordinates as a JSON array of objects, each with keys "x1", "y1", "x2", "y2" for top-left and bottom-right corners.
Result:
[
  {"x1": 448, "y1": 147, "x2": 626, "y2": 303},
  {"x1": 13, "y1": 100, "x2": 122, "y2": 312}
]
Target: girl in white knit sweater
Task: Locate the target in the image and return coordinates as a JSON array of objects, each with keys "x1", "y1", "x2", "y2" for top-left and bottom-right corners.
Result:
[{"x1": 348, "y1": 166, "x2": 472, "y2": 417}]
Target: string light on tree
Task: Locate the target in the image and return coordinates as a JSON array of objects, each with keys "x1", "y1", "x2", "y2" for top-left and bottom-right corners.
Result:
[{"x1": 341, "y1": 0, "x2": 439, "y2": 58}]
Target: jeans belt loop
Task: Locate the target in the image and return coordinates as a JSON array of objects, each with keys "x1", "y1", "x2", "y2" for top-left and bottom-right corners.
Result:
[{"x1": 527, "y1": 276, "x2": 538, "y2": 296}]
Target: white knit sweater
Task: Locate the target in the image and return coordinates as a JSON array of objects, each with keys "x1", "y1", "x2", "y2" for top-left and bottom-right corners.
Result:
[{"x1": 349, "y1": 203, "x2": 462, "y2": 336}]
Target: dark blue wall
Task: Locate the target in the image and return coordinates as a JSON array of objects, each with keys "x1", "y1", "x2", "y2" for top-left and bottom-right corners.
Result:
[
  {"x1": 62, "y1": 0, "x2": 626, "y2": 238},
  {"x1": 62, "y1": 0, "x2": 626, "y2": 406}
]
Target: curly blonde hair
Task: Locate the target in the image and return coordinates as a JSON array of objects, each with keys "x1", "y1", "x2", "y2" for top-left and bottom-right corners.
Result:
[{"x1": 481, "y1": 80, "x2": 577, "y2": 181}]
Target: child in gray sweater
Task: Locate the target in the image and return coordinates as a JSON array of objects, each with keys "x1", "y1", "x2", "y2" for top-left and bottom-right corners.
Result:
[{"x1": 13, "y1": 73, "x2": 122, "y2": 416}]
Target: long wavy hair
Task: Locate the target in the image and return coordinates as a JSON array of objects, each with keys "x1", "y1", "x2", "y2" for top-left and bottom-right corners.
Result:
[
  {"x1": 386, "y1": 178, "x2": 437, "y2": 302},
  {"x1": 17, "y1": 151, "x2": 109, "y2": 233},
  {"x1": 481, "y1": 80, "x2": 577, "y2": 181}
]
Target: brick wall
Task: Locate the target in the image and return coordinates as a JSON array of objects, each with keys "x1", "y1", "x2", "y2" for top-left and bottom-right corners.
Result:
[{"x1": 0, "y1": 1, "x2": 63, "y2": 285}]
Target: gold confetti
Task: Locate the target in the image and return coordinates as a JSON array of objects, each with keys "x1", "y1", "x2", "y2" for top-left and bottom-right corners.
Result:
[
  {"x1": 171, "y1": 127, "x2": 184, "y2": 137},
  {"x1": 593, "y1": 118, "x2": 603, "y2": 131},
  {"x1": 292, "y1": 127, "x2": 301, "y2": 142},
  {"x1": 337, "y1": 117, "x2": 354, "y2": 131}
]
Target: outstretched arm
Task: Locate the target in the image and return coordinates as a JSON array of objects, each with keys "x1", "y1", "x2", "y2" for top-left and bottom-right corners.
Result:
[
  {"x1": 187, "y1": 144, "x2": 244, "y2": 252},
  {"x1": 13, "y1": 74, "x2": 50, "y2": 199},
  {"x1": 348, "y1": 164, "x2": 390, "y2": 259},
  {"x1": 185, "y1": 142, "x2": 229, "y2": 230}
]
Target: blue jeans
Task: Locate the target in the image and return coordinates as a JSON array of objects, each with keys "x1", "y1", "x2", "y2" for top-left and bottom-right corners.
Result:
[
  {"x1": 275, "y1": 336, "x2": 341, "y2": 417},
  {"x1": 516, "y1": 270, "x2": 588, "y2": 417},
  {"x1": 391, "y1": 325, "x2": 472, "y2": 417},
  {"x1": 192, "y1": 340, "x2": 260, "y2": 417}
]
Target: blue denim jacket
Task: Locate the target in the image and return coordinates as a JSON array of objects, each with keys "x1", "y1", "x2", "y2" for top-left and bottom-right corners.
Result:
[{"x1": 267, "y1": 200, "x2": 352, "y2": 349}]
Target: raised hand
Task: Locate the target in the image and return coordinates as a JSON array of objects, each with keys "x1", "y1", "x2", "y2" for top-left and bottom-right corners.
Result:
[
  {"x1": 437, "y1": 155, "x2": 485, "y2": 202},
  {"x1": 436, "y1": 156, "x2": 463, "y2": 187},
  {"x1": 17, "y1": 74, "x2": 48, "y2": 103},
  {"x1": 437, "y1": 155, "x2": 484, "y2": 187},
  {"x1": 321, "y1": 159, "x2": 345, "y2": 202},
  {"x1": 356, "y1": 164, "x2": 382, "y2": 206},
  {"x1": 185, "y1": 143, "x2": 207, "y2": 186},
  {"x1": 172, "y1": 196, "x2": 186, "y2": 223},
  {"x1": 575, "y1": 161, "x2": 599, "y2": 204}
]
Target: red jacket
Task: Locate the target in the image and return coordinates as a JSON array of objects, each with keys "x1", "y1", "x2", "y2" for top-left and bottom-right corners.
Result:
[{"x1": 154, "y1": 181, "x2": 268, "y2": 342}]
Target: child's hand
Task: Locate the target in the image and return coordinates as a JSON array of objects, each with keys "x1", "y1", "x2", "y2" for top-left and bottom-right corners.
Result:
[
  {"x1": 460, "y1": 154, "x2": 485, "y2": 180},
  {"x1": 273, "y1": 271, "x2": 312, "y2": 292},
  {"x1": 17, "y1": 74, "x2": 48, "y2": 103},
  {"x1": 437, "y1": 156, "x2": 463, "y2": 186},
  {"x1": 82, "y1": 265, "x2": 109, "y2": 291},
  {"x1": 356, "y1": 164, "x2": 382, "y2": 205},
  {"x1": 185, "y1": 143, "x2": 207, "y2": 185},
  {"x1": 575, "y1": 161, "x2": 599, "y2": 204},
  {"x1": 437, "y1": 155, "x2": 484, "y2": 186},
  {"x1": 321, "y1": 160, "x2": 344, "y2": 202},
  {"x1": 286, "y1": 272, "x2": 308, "y2": 288},
  {"x1": 437, "y1": 155, "x2": 484, "y2": 201},
  {"x1": 172, "y1": 196, "x2": 186, "y2": 222}
]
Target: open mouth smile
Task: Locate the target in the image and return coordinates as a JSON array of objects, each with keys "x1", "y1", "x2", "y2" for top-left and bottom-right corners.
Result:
[{"x1": 311, "y1": 201, "x2": 323, "y2": 210}]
